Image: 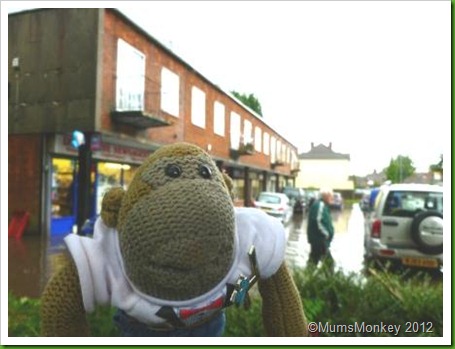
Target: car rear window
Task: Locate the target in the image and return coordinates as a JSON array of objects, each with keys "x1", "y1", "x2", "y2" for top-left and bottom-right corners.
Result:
[
  {"x1": 258, "y1": 194, "x2": 281, "y2": 204},
  {"x1": 383, "y1": 190, "x2": 443, "y2": 217}
]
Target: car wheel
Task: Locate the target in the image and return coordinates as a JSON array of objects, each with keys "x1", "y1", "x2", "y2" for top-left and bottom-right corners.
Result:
[{"x1": 410, "y1": 210, "x2": 443, "y2": 255}]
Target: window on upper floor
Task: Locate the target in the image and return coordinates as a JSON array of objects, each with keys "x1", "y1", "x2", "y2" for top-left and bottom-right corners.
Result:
[
  {"x1": 263, "y1": 132, "x2": 270, "y2": 155},
  {"x1": 243, "y1": 119, "x2": 253, "y2": 145},
  {"x1": 276, "y1": 140, "x2": 282, "y2": 161},
  {"x1": 230, "y1": 112, "x2": 241, "y2": 150},
  {"x1": 191, "y1": 86, "x2": 206, "y2": 128},
  {"x1": 160, "y1": 67, "x2": 180, "y2": 117},
  {"x1": 270, "y1": 136, "x2": 277, "y2": 163},
  {"x1": 254, "y1": 127, "x2": 262, "y2": 152},
  {"x1": 116, "y1": 39, "x2": 145, "y2": 111},
  {"x1": 213, "y1": 101, "x2": 225, "y2": 137}
]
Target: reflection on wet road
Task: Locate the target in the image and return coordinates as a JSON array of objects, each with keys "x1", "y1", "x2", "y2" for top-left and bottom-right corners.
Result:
[
  {"x1": 8, "y1": 205, "x2": 367, "y2": 298},
  {"x1": 284, "y1": 205, "x2": 365, "y2": 274}
]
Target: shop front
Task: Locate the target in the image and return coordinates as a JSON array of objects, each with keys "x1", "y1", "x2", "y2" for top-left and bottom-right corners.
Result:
[{"x1": 48, "y1": 134, "x2": 153, "y2": 237}]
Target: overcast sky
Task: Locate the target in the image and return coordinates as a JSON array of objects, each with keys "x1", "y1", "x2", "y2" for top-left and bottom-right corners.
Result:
[{"x1": 4, "y1": 1, "x2": 450, "y2": 176}]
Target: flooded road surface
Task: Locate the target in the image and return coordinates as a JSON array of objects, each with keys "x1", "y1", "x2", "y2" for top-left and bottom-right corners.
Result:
[
  {"x1": 8, "y1": 234, "x2": 68, "y2": 298},
  {"x1": 8, "y1": 205, "x2": 367, "y2": 298},
  {"x1": 285, "y1": 204, "x2": 365, "y2": 274}
]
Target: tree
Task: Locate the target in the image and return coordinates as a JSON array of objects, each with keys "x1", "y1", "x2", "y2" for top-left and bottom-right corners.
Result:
[
  {"x1": 384, "y1": 155, "x2": 416, "y2": 183},
  {"x1": 231, "y1": 91, "x2": 263, "y2": 116},
  {"x1": 430, "y1": 154, "x2": 443, "y2": 173}
]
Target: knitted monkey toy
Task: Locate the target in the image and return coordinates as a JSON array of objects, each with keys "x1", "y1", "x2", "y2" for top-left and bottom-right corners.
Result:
[{"x1": 41, "y1": 142, "x2": 308, "y2": 336}]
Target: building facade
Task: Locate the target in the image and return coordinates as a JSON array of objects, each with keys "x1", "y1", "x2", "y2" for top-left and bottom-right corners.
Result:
[
  {"x1": 8, "y1": 8, "x2": 299, "y2": 237},
  {"x1": 295, "y1": 143, "x2": 354, "y2": 194}
]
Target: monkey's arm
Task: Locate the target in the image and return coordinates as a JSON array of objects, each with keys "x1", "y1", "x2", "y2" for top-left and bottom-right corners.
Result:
[
  {"x1": 41, "y1": 256, "x2": 90, "y2": 336},
  {"x1": 258, "y1": 262, "x2": 308, "y2": 336}
]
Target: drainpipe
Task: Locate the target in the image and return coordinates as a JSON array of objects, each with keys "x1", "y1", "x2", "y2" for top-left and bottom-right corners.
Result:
[
  {"x1": 244, "y1": 167, "x2": 251, "y2": 207},
  {"x1": 76, "y1": 132, "x2": 92, "y2": 233}
]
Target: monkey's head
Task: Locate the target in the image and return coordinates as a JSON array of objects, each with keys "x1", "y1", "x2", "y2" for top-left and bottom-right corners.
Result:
[{"x1": 100, "y1": 143, "x2": 235, "y2": 301}]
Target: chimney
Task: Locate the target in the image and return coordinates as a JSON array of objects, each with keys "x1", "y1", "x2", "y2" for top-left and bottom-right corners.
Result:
[
  {"x1": 328, "y1": 142, "x2": 332, "y2": 149},
  {"x1": 311, "y1": 142, "x2": 314, "y2": 149}
]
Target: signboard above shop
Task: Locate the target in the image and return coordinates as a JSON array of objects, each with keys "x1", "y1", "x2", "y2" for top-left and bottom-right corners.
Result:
[{"x1": 53, "y1": 133, "x2": 154, "y2": 165}]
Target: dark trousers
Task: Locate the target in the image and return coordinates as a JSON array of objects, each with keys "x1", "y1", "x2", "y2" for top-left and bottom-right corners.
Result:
[{"x1": 308, "y1": 243, "x2": 334, "y2": 270}]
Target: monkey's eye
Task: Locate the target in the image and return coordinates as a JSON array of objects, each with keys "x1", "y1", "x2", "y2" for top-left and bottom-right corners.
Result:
[
  {"x1": 165, "y1": 164, "x2": 182, "y2": 178},
  {"x1": 199, "y1": 164, "x2": 212, "y2": 179}
]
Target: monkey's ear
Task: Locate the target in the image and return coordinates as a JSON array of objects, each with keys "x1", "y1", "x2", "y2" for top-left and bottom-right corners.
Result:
[
  {"x1": 100, "y1": 186, "x2": 125, "y2": 228},
  {"x1": 222, "y1": 172, "x2": 235, "y2": 201}
]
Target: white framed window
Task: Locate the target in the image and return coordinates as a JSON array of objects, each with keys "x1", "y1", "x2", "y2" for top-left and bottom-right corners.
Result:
[
  {"x1": 263, "y1": 132, "x2": 270, "y2": 155},
  {"x1": 191, "y1": 86, "x2": 206, "y2": 128},
  {"x1": 276, "y1": 140, "x2": 282, "y2": 161},
  {"x1": 160, "y1": 67, "x2": 180, "y2": 117},
  {"x1": 213, "y1": 101, "x2": 225, "y2": 136},
  {"x1": 230, "y1": 112, "x2": 241, "y2": 150},
  {"x1": 243, "y1": 119, "x2": 253, "y2": 145},
  {"x1": 116, "y1": 39, "x2": 145, "y2": 111},
  {"x1": 270, "y1": 136, "x2": 277, "y2": 163},
  {"x1": 254, "y1": 127, "x2": 262, "y2": 152}
]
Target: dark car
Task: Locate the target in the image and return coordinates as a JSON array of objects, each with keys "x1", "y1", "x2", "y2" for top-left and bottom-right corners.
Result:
[
  {"x1": 330, "y1": 192, "x2": 344, "y2": 210},
  {"x1": 282, "y1": 187, "x2": 306, "y2": 213}
]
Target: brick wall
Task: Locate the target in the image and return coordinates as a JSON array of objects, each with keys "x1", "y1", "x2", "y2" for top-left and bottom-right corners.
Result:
[
  {"x1": 8, "y1": 134, "x2": 43, "y2": 235},
  {"x1": 101, "y1": 9, "x2": 296, "y2": 175}
]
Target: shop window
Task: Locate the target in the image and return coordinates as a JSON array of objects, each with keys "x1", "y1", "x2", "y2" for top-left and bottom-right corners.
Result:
[
  {"x1": 213, "y1": 101, "x2": 225, "y2": 136},
  {"x1": 160, "y1": 67, "x2": 180, "y2": 117},
  {"x1": 116, "y1": 39, "x2": 145, "y2": 111},
  {"x1": 230, "y1": 112, "x2": 241, "y2": 150},
  {"x1": 51, "y1": 158, "x2": 76, "y2": 218},
  {"x1": 96, "y1": 162, "x2": 137, "y2": 214},
  {"x1": 191, "y1": 86, "x2": 206, "y2": 128}
]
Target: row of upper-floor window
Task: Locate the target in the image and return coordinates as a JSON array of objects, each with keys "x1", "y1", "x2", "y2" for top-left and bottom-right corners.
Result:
[{"x1": 116, "y1": 38, "x2": 298, "y2": 166}]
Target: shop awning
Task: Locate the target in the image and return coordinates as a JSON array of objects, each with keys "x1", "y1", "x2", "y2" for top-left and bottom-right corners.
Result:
[{"x1": 111, "y1": 111, "x2": 171, "y2": 129}]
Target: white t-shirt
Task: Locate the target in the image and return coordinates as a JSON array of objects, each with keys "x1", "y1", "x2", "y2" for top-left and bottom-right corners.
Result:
[{"x1": 65, "y1": 207, "x2": 286, "y2": 327}]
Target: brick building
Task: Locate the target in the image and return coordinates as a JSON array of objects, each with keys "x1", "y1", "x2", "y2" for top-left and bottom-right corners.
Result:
[{"x1": 8, "y1": 8, "x2": 299, "y2": 237}]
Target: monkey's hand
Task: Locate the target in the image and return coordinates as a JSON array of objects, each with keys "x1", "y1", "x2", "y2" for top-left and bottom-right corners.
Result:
[
  {"x1": 40, "y1": 255, "x2": 90, "y2": 336},
  {"x1": 100, "y1": 187, "x2": 125, "y2": 228},
  {"x1": 258, "y1": 262, "x2": 308, "y2": 336}
]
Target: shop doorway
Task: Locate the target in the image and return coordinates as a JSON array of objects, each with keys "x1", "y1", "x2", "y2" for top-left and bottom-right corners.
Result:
[{"x1": 50, "y1": 158, "x2": 77, "y2": 235}]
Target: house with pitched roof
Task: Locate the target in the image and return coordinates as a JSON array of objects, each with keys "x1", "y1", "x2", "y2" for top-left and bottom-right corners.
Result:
[{"x1": 295, "y1": 143, "x2": 354, "y2": 193}]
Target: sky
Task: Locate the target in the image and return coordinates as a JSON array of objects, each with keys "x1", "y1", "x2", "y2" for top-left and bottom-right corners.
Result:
[{"x1": 3, "y1": 1, "x2": 451, "y2": 176}]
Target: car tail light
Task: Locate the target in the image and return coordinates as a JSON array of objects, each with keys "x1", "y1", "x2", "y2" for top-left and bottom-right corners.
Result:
[
  {"x1": 278, "y1": 207, "x2": 284, "y2": 211},
  {"x1": 379, "y1": 249, "x2": 395, "y2": 256},
  {"x1": 371, "y1": 219, "x2": 381, "y2": 238}
]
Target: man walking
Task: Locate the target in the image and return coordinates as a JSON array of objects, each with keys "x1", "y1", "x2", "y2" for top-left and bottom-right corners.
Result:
[{"x1": 307, "y1": 188, "x2": 335, "y2": 269}]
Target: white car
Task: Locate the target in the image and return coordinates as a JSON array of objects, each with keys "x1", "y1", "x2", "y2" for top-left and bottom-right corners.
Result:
[
  {"x1": 364, "y1": 183, "x2": 443, "y2": 271},
  {"x1": 254, "y1": 192, "x2": 292, "y2": 224}
]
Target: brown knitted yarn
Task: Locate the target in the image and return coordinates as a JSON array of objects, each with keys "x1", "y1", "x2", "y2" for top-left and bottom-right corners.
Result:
[
  {"x1": 40, "y1": 256, "x2": 89, "y2": 336},
  {"x1": 117, "y1": 143, "x2": 236, "y2": 300},
  {"x1": 258, "y1": 263, "x2": 308, "y2": 336}
]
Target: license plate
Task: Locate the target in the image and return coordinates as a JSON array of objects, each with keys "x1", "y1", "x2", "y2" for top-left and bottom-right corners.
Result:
[
  {"x1": 402, "y1": 257, "x2": 438, "y2": 268},
  {"x1": 261, "y1": 207, "x2": 271, "y2": 212}
]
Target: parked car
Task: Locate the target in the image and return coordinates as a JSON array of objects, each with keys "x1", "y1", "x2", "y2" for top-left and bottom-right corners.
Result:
[
  {"x1": 360, "y1": 192, "x2": 371, "y2": 213},
  {"x1": 304, "y1": 190, "x2": 319, "y2": 211},
  {"x1": 254, "y1": 192, "x2": 293, "y2": 224},
  {"x1": 330, "y1": 192, "x2": 344, "y2": 210},
  {"x1": 364, "y1": 183, "x2": 443, "y2": 271},
  {"x1": 282, "y1": 187, "x2": 306, "y2": 213}
]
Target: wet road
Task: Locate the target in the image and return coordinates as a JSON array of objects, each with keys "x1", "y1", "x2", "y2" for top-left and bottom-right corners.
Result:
[
  {"x1": 8, "y1": 205, "x2": 366, "y2": 298},
  {"x1": 285, "y1": 204, "x2": 365, "y2": 273}
]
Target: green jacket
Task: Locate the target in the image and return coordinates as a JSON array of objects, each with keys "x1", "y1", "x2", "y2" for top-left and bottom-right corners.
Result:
[{"x1": 307, "y1": 199, "x2": 334, "y2": 246}]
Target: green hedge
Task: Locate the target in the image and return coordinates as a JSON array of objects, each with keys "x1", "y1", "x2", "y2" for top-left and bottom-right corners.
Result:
[{"x1": 8, "y1": 267, "x2": 442, "y2": 337}]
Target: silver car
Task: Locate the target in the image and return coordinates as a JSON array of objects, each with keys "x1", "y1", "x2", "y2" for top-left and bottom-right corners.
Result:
[
  {"x1": 254, "y1": 192, "x2": 292, "y2": 224},
  {"x1": 364, "y1": 183, "x2": 443, "y2": 271}
]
